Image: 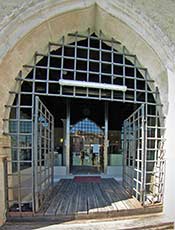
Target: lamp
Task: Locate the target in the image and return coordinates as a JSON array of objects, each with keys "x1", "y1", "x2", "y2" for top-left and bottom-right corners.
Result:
[{"x1": 59, "y1": 79, "x2": 127, "y2": 92}]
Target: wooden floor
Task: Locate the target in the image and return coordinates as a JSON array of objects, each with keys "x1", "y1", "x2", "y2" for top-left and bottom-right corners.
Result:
[{"x1": 41, "y1": 178, "x2": 143, "y2": 217}]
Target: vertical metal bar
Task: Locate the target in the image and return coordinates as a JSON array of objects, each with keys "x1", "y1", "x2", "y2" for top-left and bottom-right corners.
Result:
[
  {"x1": 133, "y1": 113, "x2": 136, "y2": 199},
  {"x1": 73, "y1": 32, "x2": 77, "y2": 96},
  {"x1": 154, "y1": 90, "x2": 158, "y2": 197},
  {"x1": 128, "y1": 116, "x2": 131, "y2": 194},
  {"x1": 38, "y1": 104, "x2": 41, "y2": 199},
  {"x1": 141, "y1": 104, "x2": 146, "y2": 204},
  {"x1": 60, "y1": 36, "x2": 64, "y2": 96},
  {"x1": 122, "y1": 46, "x2": 126, "y2": 102},
  {"x1": 46, "y1": 44, "x2": 51, "y2": 94},
  {"x1": 143, "y1": 69, "x2": 148, "y2": 204},
  {"x1": 16, "y1": 86, "x2": 22, "y2": 213},
  {"x1": 86, "y1": 28, "x2": 90, "y2": 97},
  {"x1": 154, "y1": 87, "x2": 162, "y2": 201},
  {"x1": 99, "y1": 30, "x2": 102, "y2": 99},
  {"x1": 44, "y1": 105, "x2": 47, "y2": 191},
  {"x1": 104, "y1": 101, "x2": 108, "y2": 174},
  {"x1": 111, "y1": 38, "x2": 114, "y2": 100},
  {"x1": 32, "y1": 54, "x2": 37, "y2": 213},
  {"x1": 51, "y1": 115, "x2": 54, "y2": 187},
  {"x1": 138, "y1": 109, "x2": 141, "y2": 200},
  {"x1": 134, "y1": 57, "x2": 137, "y2": 103},
  {"x1": 33, "y1": 96, "x2": 39, "y2": 212},
  {"x1": 66, "y1": 99, "x2": 70, "y2": 174},
  {"x1": 122, "y1": 123, "x2": 126, "y2": 188}
]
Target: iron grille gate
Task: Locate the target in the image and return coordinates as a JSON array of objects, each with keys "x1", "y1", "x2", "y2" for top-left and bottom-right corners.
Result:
[
  {"x1": 5, "y1": 31, "x2": 166, "y2": 214},
  {"x1": 123, "y1": 104, "x2": 165, "y2": 205},
  {"x1": 33, "y1": 96, "x2": 54, "y2": 212}
]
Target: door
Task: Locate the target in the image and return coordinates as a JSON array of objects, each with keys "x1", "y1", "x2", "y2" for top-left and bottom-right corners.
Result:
[
  {"x1": 33, "y1": 96, "x2": 54, "y2": 211},
  {"x1": 123, "y1": 104, "x2": 165, "y2": 205},
  {"x1": 70, "y1": 118, "x2": 104, "y2": 174},
  {"x1": 123, "y1": 104, "x2": 145, "y2": 203}
]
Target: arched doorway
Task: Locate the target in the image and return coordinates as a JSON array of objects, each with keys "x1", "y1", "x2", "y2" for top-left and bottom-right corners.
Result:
[{"x1": 6, "y1": 31, "x2": 165, "y2": 215}]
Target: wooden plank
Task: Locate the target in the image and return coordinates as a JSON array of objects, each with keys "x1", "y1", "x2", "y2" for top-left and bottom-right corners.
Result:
[
  {"x1": 109, "y1": 179, "x2": 137, "y2": 210},
  {"x1": 87, "y1": 182, "x2": 99, "y2": 213},
  {"x1": 105, "y1": 178, "x2": 130, "y2": 210},
  {"x1": 102, "y1": 178, "x2": 127, "y2": 211},
  {"x1": 94, "y1": 182, "x2": 112, "y2": 212},
  {"x1": 55, "y1": 179, "x2": 75, "y2": 215},
  {"x1": 98, "y1": 179, "x2": 116, "y2": 211},
  {"x1": 109, "y1": 179, "x2": 132, "y2": 210},
  {"x1": 77, "y1": 183, "x2": 88, "y2": 214},
  {"x1": 65, "y1": 180, "x2": 80, "y2": 215},
  {"x1": 127, "y1": 197, "x2": 142, "y2": 209},
  {"x1": 44, "y1": 179, "x2": 69, "y2": 215},
  {"x1": 44, "y1": 178, "x2": 143, "y2": 217},
  {"x1": 113, "y1": 180, "x2": 141, "y2": 209}
]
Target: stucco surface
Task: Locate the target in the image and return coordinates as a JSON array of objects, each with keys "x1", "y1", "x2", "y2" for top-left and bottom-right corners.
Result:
[
  {"x1": 121, "y1": 0, "x2": 175, "y2": 44},
  {"x1": 1, "y1": 0, "x2": 175, "y2": 47}
]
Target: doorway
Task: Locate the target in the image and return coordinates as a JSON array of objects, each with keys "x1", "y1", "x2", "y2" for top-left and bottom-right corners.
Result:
[{"x1": 70, "y1": 118, "x2": 104, "y2": 174}]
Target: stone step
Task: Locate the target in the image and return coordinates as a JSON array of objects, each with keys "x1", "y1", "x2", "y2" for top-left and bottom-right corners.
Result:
[{"x1": 1, "y1": 213, "x2": 174, "y2": 230}]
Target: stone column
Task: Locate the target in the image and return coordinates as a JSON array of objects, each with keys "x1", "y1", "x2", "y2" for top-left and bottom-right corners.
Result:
[{"x1": 0, "y1": 135, "x2": 11, "y2": 225}]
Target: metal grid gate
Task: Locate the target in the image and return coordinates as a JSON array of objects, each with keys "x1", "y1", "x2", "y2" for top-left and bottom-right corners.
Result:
[
  {"x1": 6, "y1": 96, "x2": 54, "y2": 214},
  {"x1": 4, "y1": 30, "x2": 165, "y2": 214},
  {"x1": 123, "y1": 104, "x2": 165, "y2": 205},
  {"x1": 33, "y1": 96, "x2": 54, "y2": 212}
]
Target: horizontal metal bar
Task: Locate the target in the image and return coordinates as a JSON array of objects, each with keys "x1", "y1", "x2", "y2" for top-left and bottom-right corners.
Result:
[
  {"x1": 5, "y1": 105, "x2": 32, "y2": 109},
  {"x1": 11, "y1": 147, "x2": 32, "y2": 149},
  {"x1": 9, "y1": 119, "x2": 32, "y2": 122},
  {"x1": 68, "y1": 32, "x2": 121, "y2": 44},
  {"x1": 17, "y1": 73, "x2": 154, "y2": 84},
  {"x1": 8, "y1": 200, "x2": 32, "y2": 204},
  {"x1": 8, "y1": 132, "x2": 32, "y2": 135},
  {"x1": 147, "y1": 126, "x2": 165, "y2": 129},
  {"x1": 7, "y1": 160, "x2": 32, "y2": 163}
]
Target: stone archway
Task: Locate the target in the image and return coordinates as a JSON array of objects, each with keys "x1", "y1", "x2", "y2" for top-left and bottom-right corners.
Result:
[{"x1": 0, "y1": 0, "x2": 175, "y2": 223}]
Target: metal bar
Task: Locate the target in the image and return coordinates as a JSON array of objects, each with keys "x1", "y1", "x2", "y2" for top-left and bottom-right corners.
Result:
[
  {"x1": 46, "y1": 44, "x2": 51, "y2": 94},
  {"x1": 68, "y1": 32, "x2": 121, "y2": 44},
  {"x1": 123, "y1": 46, "x2": 126, "y2": 102},
  {"x1": 99, "y1": 31, "x2": 102, "y2": 99},
  {"x1": 86, "y1": 28, "x2": 90, "y2": 97},
  {"x1": 111, "y1": 38, "x2": 114, "y2": 100},
  {"x1": 60, "y1": 36, "x2": 64, "y2": 95},
  {"x1": 66, "y1": 99, "x2": 70, "y2": 174},
  {"x1": 73, "y1": 32, "x2": 77, "y2": 96},
  {"x1": 17, "y1": 72, "x2": 155, "y2": 83},
  {"x1": 104, "y1": 101, "x2": 108, "y2": 174},
  {"x1": 33, "y1": 96, "x2": 39, "y2": 212},
  {"x1": 51, "y1": 115, "x2": 54, "y2": 188},
  {"x1": 134, "y1": 57, "x2": 137, "y2": 103}
]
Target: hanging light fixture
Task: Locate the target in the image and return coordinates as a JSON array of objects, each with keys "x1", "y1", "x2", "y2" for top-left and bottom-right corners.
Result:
[{"x1": 58, "y1": 79, "x2": 127, "y2": 92}]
